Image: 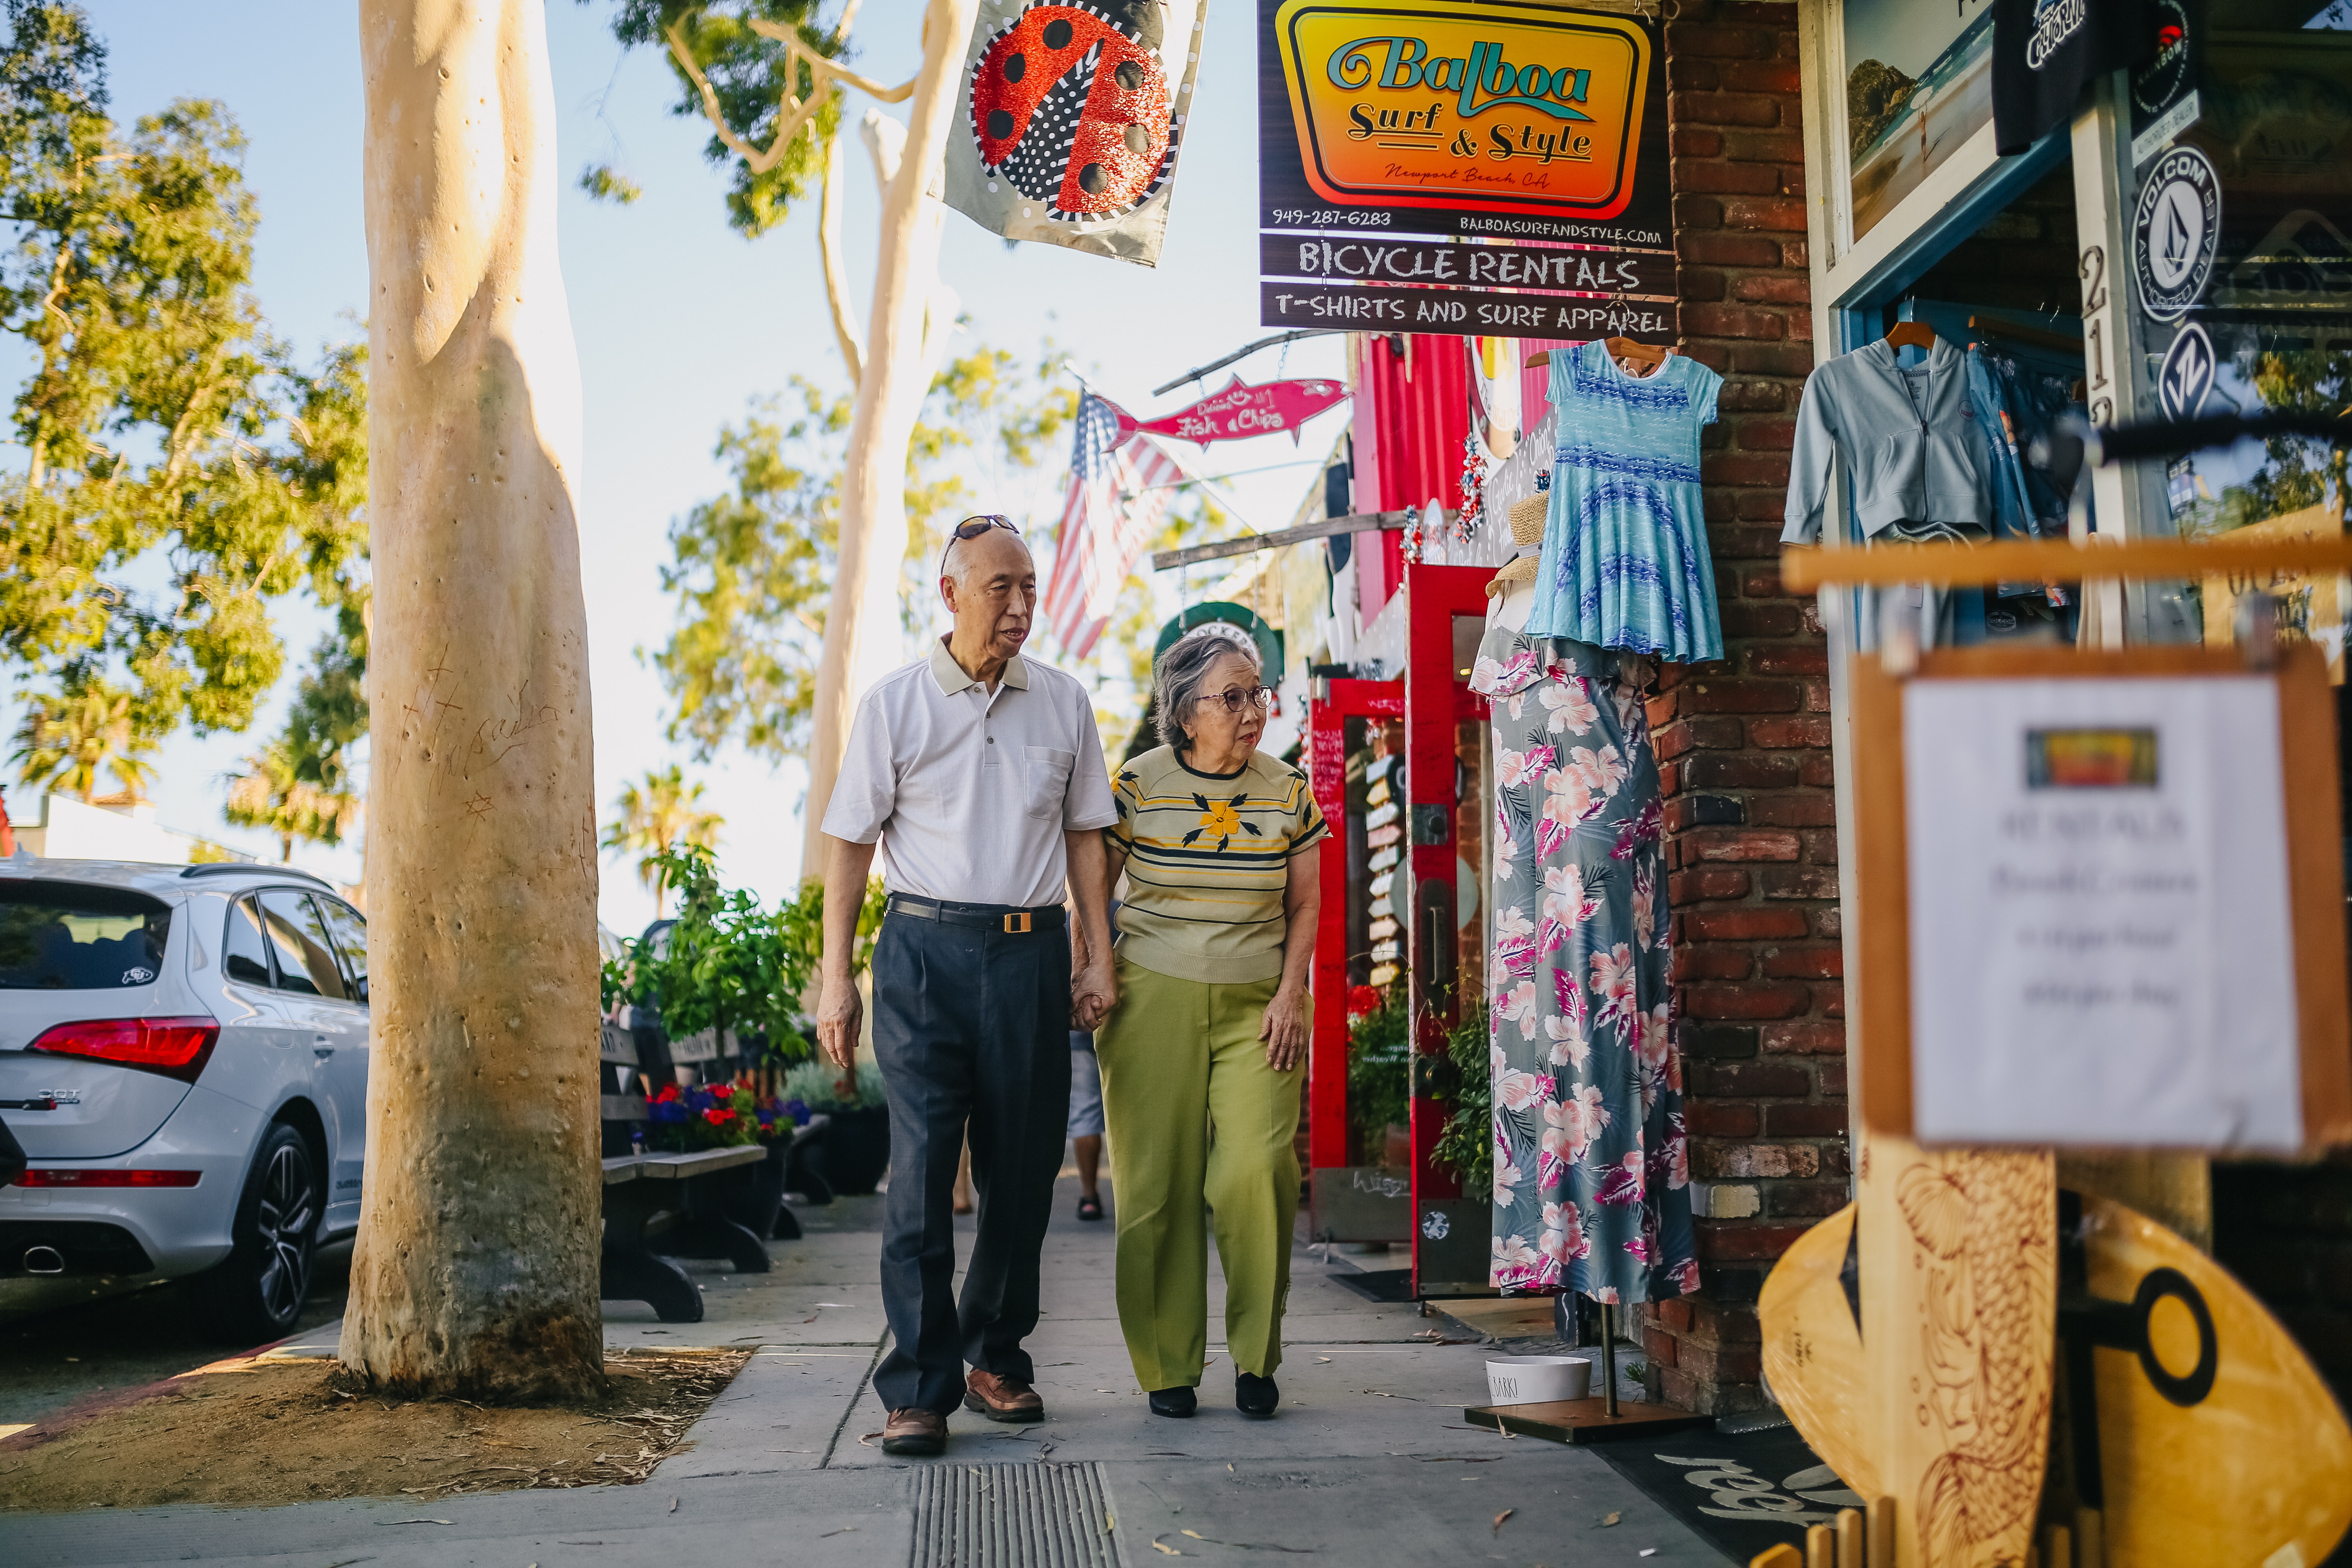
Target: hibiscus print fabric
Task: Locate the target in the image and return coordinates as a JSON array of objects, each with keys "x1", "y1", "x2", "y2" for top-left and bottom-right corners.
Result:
[{"x1": 1469, "y1": 624, "x2": 1697, "y2": 1305}]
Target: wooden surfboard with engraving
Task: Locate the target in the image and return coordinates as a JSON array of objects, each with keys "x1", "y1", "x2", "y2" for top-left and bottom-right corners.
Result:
[
  {"x1": 1859, "y1": 1135, "x2": 2056, "y2": 1568},
  {"x1": 1757, "y1": 1200, "x2": 1880, "y2": 1502}
]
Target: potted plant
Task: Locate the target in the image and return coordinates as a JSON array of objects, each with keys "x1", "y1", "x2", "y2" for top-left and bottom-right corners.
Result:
[
  {"x1": 783, "y1": 1060, "x2": 891, "y2": 1196},
  {"x1": 642, "y1": 1077, "x2": 795, "y2": 1245}
]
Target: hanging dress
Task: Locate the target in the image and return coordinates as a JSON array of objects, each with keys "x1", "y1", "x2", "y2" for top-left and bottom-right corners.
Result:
[
  {"x1": 1528, "y1": 341, "x2": 1725, "y2": 664},
  {"x1": 1470, "y1": 624, "x2": 1697, "y2": 1305}
]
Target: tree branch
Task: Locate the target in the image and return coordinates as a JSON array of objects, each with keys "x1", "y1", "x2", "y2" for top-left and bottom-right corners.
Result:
[
  {"x1": 662, "y1": 19, "x2": 918, "y2": 180},
  {"x1": 818, "y1": 125, "x2": 864, "y2": 385}
]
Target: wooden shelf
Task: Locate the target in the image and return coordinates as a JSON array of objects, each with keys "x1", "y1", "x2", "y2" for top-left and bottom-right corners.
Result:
[{"x1": 1782, "y1": 530, "x2": 2352, "y2": 592}]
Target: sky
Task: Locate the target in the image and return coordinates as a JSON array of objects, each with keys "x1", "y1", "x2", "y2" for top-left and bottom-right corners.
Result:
[{"x1": 22, "y1": 0, "x2": 1350, "y2": 937}]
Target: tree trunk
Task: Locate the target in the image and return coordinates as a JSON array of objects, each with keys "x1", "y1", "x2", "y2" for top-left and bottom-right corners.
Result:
[
  {"x1": 342, "y1": 0, "x2": 602, "y2": 1402},
  {"x1": 799, "y1": 0, "x2": 975, "y2": 879}
]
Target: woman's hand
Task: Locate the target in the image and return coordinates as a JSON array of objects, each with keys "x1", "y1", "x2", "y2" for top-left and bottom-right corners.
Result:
[{"x1": 1259, "y1": 984, "x2": 1310, "y2": 1071}]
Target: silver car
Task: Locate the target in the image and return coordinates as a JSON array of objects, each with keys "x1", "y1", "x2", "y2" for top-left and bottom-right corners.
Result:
[{"x1": 0, "y1": 858, "x2": 368, "y2": 1341}]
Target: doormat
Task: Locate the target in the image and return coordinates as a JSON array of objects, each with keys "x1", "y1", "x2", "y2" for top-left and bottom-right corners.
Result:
[
  {"x1": 1585, "y1": 1420, "x2": 1864, "y2": 1565},
  {"x1": 1327, "y1": 1267, "x2": 1415, "y2": 1303}
]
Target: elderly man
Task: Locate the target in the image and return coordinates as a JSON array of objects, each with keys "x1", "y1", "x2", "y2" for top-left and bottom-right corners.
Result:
[{"x1": 815, "y1": 516, "x2": 1118, "y2": 1458}]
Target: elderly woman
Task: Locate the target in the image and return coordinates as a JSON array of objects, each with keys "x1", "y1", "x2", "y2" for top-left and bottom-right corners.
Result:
[{"x1": 1096, "y1": 626, "x2": 1326, "y2": 1420}]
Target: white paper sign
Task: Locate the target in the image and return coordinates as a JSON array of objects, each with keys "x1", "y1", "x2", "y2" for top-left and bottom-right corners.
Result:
[{"x1": 1904, "y1": 677, "x2": 2302, "y2": 1149}]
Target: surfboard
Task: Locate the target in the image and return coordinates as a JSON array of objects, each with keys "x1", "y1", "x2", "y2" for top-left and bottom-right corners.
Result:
[
  {"x1": 1757, "y1": 1200, "x2": 1880, "y2": 1501},
  {"x1": 1760, "y1": 1180, "x2": 2352, "y2": 1567}
]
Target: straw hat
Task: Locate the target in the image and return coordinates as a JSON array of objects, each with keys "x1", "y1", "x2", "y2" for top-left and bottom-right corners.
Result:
[{"x1": 1486, "y1": 494, "x2": 1548, "y2": 596}]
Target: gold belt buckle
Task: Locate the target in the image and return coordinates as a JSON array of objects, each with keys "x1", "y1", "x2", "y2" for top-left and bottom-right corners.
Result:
[{"x1": 1002, "y1": 911, "x2": 1032, "y2": 934}]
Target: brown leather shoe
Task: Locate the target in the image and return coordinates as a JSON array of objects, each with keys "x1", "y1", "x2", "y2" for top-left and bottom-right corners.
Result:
[
  {"x1": 881, "y1": 1406, "x2": 947, "y2": 1456},
  {"x1": 964, "y1": 1368, "x2": 1046, "y2": 1423}
]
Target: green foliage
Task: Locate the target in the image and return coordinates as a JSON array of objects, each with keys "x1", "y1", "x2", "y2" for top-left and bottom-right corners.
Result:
[
  {"x1": 0, "y1": 5, "x2": 368, "y2": 780},
  {"x1": 1346, "y1": 987, "x2": 1412, "y2": 1165},
  {"x1": 578, "y1": 162, "x2": 643, "y2": 205},
  {"x1": 10, "y1": 674, "x2": 150, "y2": 801},
  {"x1": 1432, "y1": 1010, "x2": 1493, "y2": 1199},
  {"x1": 782, "y1": 1057, "x2": 886, "y2": 1111},
  {"x1": 602, "y1": 844, "x2": 885, "y2": 1065},
  {"x1": 598, "y1": 0, "x2": 845, "y2": 236},
  {"x1": 651, "y1": 343, "x2": 1077, "y2": 768},
  {"x1": 602, "y1": 764, "x2": 724, "y2": 914}
]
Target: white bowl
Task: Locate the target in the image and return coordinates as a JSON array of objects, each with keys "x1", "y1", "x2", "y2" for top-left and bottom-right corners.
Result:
[{"x1": 1484, "y1": 1354, "x2": 1592, "y2": 1406}]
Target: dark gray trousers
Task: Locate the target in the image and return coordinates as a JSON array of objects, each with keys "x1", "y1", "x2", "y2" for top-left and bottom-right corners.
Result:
[{"x1": 870, "y1": 911, "x2": 1072, "y2": 1414}]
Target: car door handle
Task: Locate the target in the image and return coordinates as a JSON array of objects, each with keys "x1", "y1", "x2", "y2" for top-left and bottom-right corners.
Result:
[{"x1": 314, "y1": 1046, "x2": 334, "y2": 1058}]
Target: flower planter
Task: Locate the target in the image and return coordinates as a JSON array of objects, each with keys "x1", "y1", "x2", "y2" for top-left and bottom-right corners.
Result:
[{"x1": 805, "y1": 1105, "x2": 890, "y2": 1195}]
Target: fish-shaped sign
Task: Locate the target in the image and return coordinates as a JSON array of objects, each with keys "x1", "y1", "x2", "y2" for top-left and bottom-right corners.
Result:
[{"x1": 1118, "y1": 376, "x2": 1348, "y2": 446}]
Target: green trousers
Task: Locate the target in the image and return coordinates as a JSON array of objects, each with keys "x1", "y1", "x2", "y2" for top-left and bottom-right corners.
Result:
[{"x1": 1096, "y1": 956, "x2": 1307, "y2": 1389}]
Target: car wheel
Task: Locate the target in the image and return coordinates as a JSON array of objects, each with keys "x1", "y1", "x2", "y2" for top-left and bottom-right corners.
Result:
[{"x1": 196, "y1": 1122, "x2": 321, "y2": 1343}]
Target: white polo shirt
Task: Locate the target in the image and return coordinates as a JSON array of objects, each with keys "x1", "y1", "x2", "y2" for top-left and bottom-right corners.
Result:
[{"x1": 820, "y1": 638, "x2": 1119, "y2": 908}]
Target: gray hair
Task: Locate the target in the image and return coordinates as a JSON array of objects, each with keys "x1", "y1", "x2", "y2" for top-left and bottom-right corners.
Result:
[{"x1": 1153, "y1": 626, "x2": 1262, "y2": 752}]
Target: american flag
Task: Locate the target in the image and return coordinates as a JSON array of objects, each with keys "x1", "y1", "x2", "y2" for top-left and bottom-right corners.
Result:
[{"x1": 1041, "y1": 390, "x2": 1186, "y2": 660}]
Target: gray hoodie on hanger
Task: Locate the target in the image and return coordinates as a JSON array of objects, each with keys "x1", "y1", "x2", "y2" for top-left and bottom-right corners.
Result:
[{"x1": 1781, "y1": 338, "x2": 1990, "y2": 543}]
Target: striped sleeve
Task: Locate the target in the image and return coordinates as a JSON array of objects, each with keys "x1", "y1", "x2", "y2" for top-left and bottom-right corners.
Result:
[
  {"x1": 1104, "y1": 764, "x2": 1142, "y2": 852},
  {"x1": 1289, "y1": 768, "x2": 1330, "y2": 855}
]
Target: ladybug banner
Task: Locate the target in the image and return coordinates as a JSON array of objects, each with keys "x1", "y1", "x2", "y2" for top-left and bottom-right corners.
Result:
[{"x1": 945, "y1": 0, "x2": 1207, "y2": 266}]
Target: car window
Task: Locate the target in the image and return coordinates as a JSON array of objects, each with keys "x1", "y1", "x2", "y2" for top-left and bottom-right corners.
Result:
[
  {"x1": 318, "y1": 897, "x2": 367, "y2": 1001},
  {"x1": 0, "y1": 879, "x2": 171, "y2": 989},
  {"x1": 224, "y1": 895, "x2": 272, "y2": 987},
  {"x1": 258, "y1": 890, "x2": 347, "y2": 1001}
]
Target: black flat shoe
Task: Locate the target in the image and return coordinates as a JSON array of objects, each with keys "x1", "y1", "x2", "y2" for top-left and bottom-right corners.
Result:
[
  {"x1": 1236, "y1": 1372, "x2": 1278, "y2": 1418},
  {"x1": 1076, "y1": 1195, "x2": 1104, "y2": 1221},
  {"x1": 1148, "y1": 1386, "x2": 1197, "y2": 1418}
]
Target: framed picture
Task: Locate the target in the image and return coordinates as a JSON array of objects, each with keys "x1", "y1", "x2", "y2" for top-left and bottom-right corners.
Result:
[{"x1": 1850, "y1": 642, "x2": 2352, "y2": 1151}]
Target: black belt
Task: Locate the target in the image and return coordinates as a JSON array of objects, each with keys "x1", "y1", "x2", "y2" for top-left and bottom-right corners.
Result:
[{"x1": 885, "y1": 894, "x2": 1067, "y2": 935}]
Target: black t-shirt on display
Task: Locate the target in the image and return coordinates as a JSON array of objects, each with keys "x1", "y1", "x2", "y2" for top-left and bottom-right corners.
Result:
[{"x1": 1993, "y1": 0, "x2": 2154, "y2": 154}]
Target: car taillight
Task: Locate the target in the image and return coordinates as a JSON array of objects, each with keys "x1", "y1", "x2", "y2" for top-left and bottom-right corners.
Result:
[
  {"x1": 11, "y1": 1169, "x2": 200, "y2": 1187},
  {"x1": 27, "y1": 1017, "x2": 220, "y2": 1083}
]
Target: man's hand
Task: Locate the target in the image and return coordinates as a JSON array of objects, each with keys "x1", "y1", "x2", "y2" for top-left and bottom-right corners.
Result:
[
  {"x1": 816, "y1": 973, "x2": 864, "y2": 1071},
  {"x1": 1071, "y1": 961, "x2": 1117, "y2": 1031},
  {"x1": 1259, "y1": 985, "x2": 1310, "y2": 1072}
]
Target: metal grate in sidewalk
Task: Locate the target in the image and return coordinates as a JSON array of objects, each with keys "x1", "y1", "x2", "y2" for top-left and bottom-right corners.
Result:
[{"x1": 909, "y1": 1461, "x2": 1125, "y2": 1568}]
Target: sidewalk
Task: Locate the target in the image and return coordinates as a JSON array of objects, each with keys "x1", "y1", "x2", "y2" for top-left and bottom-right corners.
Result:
[{"x1": 4, "y1": 1174, "x2": 1732, "y2": 1566}]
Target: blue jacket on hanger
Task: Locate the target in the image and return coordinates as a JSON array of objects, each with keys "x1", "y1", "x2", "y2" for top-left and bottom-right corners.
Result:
[{"x1": 1782, "y1": 338, "x2": 1991, "y2": 543}]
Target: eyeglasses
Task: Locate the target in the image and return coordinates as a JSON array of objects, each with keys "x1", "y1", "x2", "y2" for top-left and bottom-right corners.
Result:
[
  {"x1": 939, "y1": 514, "x2": 1019, "y2": 573},
  {"x1": 1197, "y1": 685, "x2": 1273, "y2": 714}
]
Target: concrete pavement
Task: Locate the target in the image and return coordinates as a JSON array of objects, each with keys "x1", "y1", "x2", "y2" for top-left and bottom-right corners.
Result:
[{"x1": 1, "y1": 1174, "x2": 1732, "y2": 1566}]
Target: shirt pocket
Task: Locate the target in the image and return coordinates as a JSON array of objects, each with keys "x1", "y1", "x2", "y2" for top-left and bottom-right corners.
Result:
[{"x1": 1021, "y1": 746, "x2": 1077, "y2": 822}]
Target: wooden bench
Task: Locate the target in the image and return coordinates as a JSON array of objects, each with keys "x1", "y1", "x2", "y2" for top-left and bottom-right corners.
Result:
[{"x1": 599, "y1": 1144, "x2": 768, "y2": 1323}]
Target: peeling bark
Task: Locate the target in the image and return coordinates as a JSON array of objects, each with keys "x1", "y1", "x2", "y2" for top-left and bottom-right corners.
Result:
[{"x1": 341, "y1": 0, "x2": 602, "y2": 1403}]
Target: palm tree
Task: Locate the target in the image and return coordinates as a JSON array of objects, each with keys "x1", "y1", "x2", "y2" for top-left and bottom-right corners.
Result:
[
  {"x1": 602, "y1": 765, "x2": 724, "y2": 918},
  {"x1": 223, "y1": 740, "x2": 362, "y2": 862},
  {"x1": 11, "y1": 683, "x2": 155, "y2": 804}
]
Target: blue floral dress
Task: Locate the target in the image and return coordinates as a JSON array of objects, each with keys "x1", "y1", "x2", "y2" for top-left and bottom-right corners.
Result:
[
  {"x1": 1469, "y1": 623, "x2": 1697, "y2": 1304},
  {"x1": 1529, "y1": 341, "x2": 1724, "y2": 664}
]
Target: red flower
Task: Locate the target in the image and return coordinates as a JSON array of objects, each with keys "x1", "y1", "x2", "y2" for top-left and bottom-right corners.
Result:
[{"x1": 1347, "y1": 984, "x2": 1385, "y2": 1019}]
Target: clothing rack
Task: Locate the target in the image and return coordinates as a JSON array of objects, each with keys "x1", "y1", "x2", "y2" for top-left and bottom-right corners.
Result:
[
  {"x1": 1783, "y1": 532, "x2": 2352, "y2": 592},
  {"x1": 1967, "y1": 313, "x2": 2084, "y2": 356}
]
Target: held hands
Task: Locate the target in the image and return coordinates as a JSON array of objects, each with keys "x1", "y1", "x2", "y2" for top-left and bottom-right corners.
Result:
[
  {"x1": 1260, "y1": 985, "x2": 1309, "y2": 1071},
  {"x1": 815, "y1": 972, "x2": 863, "y2": 1071},
  {"x1": 1071, "y1": 962, "x2": 1118, "y2": 1031}
]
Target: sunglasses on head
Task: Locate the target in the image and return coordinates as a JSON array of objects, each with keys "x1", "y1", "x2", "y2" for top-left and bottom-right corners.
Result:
[{"x1": 940, "y1": 514, "x2": 1020, "y2": 573}]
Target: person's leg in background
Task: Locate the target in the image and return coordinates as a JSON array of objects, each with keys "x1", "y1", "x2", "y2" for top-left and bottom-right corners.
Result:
[
  {"x1": 953, "y1": 1129, "x2": 973, "y2": 1216},
  {"x1": 958, "y1": 924, "x2": 1071, "y2": 1410},
  {"x1": 1097, "y1": 956, "x2": 1212, "y2": 1403},
  {"x1": 869, "y1": 918, "x2": 982, "y2": 1423},
  {"x1": 1202, "y1": 974, "x2": 1306, "y2": 1407},
  {"x1": 1069, "y1": 1029, "x2": 1106, "y2": 1220}
]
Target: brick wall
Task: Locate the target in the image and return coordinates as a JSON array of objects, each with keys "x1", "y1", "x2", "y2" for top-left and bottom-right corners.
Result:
[{"x1": 1641, "y1": 0, "x2": 1845, "y2": 1416}]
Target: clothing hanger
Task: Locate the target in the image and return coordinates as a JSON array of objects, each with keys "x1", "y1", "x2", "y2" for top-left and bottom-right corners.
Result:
[
  {"x1": 1882, "y1": 320, "x2": 1937, "y2": 352},
  {"x1": 1524, "y1": 339, "x2": 1672, "y2": 371}
]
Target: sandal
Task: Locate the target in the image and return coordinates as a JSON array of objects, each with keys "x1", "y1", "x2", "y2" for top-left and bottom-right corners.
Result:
[{"x1": 1076, "y1": 1195, "x2": 1104, "y2": 1222}]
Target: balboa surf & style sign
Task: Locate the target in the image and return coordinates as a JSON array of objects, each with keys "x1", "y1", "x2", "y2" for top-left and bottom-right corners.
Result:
[{"x1": 1256, "y1": 0, "x2": 1674, "y2": 338}]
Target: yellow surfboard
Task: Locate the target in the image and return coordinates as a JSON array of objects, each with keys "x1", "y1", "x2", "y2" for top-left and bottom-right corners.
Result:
[
  {"x1": 1762, "y1": 1188, "x2": 2352, "y2": 1567},
  {"x1": 1757, "y1": 1200, "x2": 1880, "y2": 1502}
]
